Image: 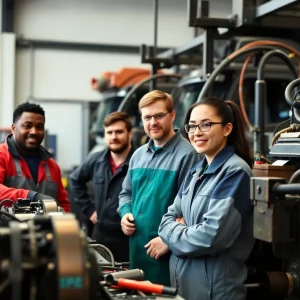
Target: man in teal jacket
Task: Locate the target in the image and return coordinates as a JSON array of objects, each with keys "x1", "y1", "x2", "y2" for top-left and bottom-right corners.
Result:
[{"x1": 118, "y1": 90, "x2": 201, "y2": 285}]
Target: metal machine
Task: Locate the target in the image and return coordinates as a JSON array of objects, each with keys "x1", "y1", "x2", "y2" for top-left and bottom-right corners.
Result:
[
  {"x1": 0, "y1": 202, "x2": 183, "y2": 300},
  {"x1": 139, "y1": 0, "x2": 300, "y2": 152},
  {"x1": 244, "y1": 77, "x2": 300, "y2": 299},
  {"x1": 139, "y1": 1, "x2": 300, "y2": 299}
]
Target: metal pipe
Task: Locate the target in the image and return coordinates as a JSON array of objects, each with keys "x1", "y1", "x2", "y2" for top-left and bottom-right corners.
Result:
[
  {"x1": 153, "y1": 0, "x2": 158, "y2": 57},
  {"x1": 274, "y1": 183, "x2": 300, "y2": 195},
  {"x1": 257, "y1": 49, "x2": 297, "y2": 80},
  {"x1": 255, "y1": 50, "x2": 297, "y2": 154},
  {"x1": 151, "y1": 0, "x2": 159, "y2": 90},
  {"x1": 254, "y1": 80, "x2": 266, "y2": 154},
  {"x1": 29, "y1": 43, "x2": 35, "y2": 101},
  {"x1": 197, "y1": 46, "x2": 277, "y2": 102},
  {"x1": 285, "y1": 78, "x2": 300, "y2": 109},
  {"x1": 289, "y1": 169, "x2": 300, "y2": 183}
]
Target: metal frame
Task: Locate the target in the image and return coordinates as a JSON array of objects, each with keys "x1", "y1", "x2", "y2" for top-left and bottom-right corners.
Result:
[
  {"x1": 255, "y1": 0, "x2": 300, "y2": 19},
  {"x1": 16, "y1": 38, "x2": 170, "y2": 54},
  {"x1": 2, "y1": 0, "x2": 14, "y2": 33},
  {"x1": 141, "y1": 0, "x2": 300, "y2": 78}
]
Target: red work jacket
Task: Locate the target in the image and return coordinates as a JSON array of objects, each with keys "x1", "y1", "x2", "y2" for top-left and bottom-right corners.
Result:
[{"x1": 0, "y1": 135, "x2": 70, "y2": 212}]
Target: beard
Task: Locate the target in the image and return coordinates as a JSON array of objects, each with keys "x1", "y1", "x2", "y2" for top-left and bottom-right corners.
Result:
[{"x1": 108, "y1": 141, "x2": 130, "y2": 154}]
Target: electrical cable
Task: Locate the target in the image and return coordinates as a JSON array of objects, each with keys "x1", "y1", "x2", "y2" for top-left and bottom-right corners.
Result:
[
  {"x1": 238, "y1": 42, "x2": 300, "y2": 131},
  {"x1": 198, "y1": 39, "x2": 300, "y2": 101},
  {"x1": 257, "y1": 50, "x2": 297, "y2": 80},
  {"x1": 197, "y1": 46, "x2": 277, "y2": 101},
  {"x1": 118, "y1": 74, "x2": 182, "y2": 112},
  {"x1": 239, "y1": 55, "x2": 254, "y2": 130},
  {"x1": 230, "y1": 40, "x2": 300, "y2": 61},
  {"x1": 271, "y1": 126, "x2": 293, "y2": 147},
  {"x1": 273, "y1": 118, "x2": 292, "y2": 137}
]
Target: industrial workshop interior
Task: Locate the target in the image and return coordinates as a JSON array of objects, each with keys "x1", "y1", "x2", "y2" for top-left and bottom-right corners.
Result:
[{"x1": 3, "y1": 0, "x2": 300, "y2": 299}]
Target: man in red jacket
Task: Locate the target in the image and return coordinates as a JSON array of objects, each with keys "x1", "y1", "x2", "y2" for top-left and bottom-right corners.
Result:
[{"x1": 0, "y1": 102, "x2": 70, "y2": 212}]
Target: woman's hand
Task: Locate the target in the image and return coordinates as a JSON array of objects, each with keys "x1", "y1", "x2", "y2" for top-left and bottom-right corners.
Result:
[{"x1": 176, "y1": 217, "x2": 185, "y2": 224}]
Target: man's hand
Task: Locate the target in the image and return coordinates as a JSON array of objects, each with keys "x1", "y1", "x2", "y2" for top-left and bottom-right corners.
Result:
[
  {"x1": 121, "y1": 213, "x2": 136, "y2": 236},
  {"x1": 145, "y1": 237, "x2": 169, "y2": 260},
  {"x1": 90, "y1": 211, "x2": 97, "y2": 224}
]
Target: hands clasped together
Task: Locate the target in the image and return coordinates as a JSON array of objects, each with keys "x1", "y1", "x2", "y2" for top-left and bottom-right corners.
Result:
[{"x1": 121, "y1": 213, "x2": 185, "y2": 260}]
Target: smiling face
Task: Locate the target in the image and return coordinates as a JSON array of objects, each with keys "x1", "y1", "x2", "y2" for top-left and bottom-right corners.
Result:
[
  {"x1": 188, "y1": 104, "x2": 232, "y2": 164},
  {"x1": 140, "y1": 100, "x2": 175, "y2": 146},
  {"x1": 12, "y1": 112, "x2": 45, "y2": 155}
]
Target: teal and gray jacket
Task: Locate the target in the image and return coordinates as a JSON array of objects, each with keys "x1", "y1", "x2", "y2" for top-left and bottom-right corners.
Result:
[
  {"x1": 118, "y1": 130, "x2": 201, "y2": 285},
  {"x1": 159, "y1": 145, "x2": 254, "y2": 300}
]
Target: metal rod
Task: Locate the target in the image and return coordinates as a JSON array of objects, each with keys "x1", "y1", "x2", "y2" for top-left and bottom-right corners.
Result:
[
  {"x1": 254, "y1": 80, "x2": 266, "y2": 154},
  {"x1": 153, "y1": 0, "x2": 158, "y2": 57},
  {"x1": 202, "y1": 29, "x2": 214, "y2": 81},
  {"x1": 245, "y1": 283, "x2": 262, "y2": 289},
  {"x1": 255, "y1": 0, "x2": 299, "y2": 19},
  {"x1": 29, "y1": 43, "x2": 35, "y2": 101},
  {"x1": 151, "y1": 0, "x2": 159, "y2": 90}
]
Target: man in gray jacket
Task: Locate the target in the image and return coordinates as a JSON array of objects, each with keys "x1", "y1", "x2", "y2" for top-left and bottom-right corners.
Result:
[
  {"x1": 70, "y1": 112, "x2": 134, "y2": 262},
  {"x1": 118, "y1": 90, "x2": 201, "y2": 285}
]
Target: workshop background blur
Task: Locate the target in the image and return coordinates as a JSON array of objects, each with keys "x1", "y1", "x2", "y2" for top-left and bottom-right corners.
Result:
[
  {"x1": 3, "y1": 0, "x2": 300, "y2": 299},
  {"x1": 0, "y1": 0, "x2": 232, "y2": 227}
]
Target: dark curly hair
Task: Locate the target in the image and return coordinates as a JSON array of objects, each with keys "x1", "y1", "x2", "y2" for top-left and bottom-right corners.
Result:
[{"x1": 13, "y1": 102, "x2": 45, "y2": 123}]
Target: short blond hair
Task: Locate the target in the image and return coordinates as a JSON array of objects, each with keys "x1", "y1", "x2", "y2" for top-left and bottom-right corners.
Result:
[{"x1": 138, "y1": 90, "x2": 174, "y2": 112}]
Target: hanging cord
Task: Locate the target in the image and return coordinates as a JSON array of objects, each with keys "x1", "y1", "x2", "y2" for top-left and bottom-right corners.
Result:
[
  {"x1": 271, "y1": 126, "x2": 294, "y2": 147},
  {"x1": 199, "y1": 39, "x2": 300, "y2": 102},
  {"x1": 273, "y1": 118, "x2": 292, "y2": 136},
  {"x1": 239, "y1": 55, "x2": 255, "y2": 131}
]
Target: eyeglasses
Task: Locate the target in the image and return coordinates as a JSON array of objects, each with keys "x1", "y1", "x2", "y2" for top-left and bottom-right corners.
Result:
[
  {"x1": 142, "y1": 112, "x2": 169, "y2": 122},
  {"x1": 184, "y1": 122, "x2": 226, "y2": 133}
]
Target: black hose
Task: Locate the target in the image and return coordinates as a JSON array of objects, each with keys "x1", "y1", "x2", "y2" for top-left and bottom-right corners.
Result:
[
  {"x1": 289, "y1": 169, "x2": 300, "y2": 184},
  {"x1": 254, "y1": 50, "x2": 297, "y2": 154},
  {"x1": 273, "y1": 183, "x2": 300, "y2": 195},
  {"x1": 118, "y1": 74, "x2": 182, "y2": 112},
  {"x1": 285, "y1": 78, "x2": 300, "y2": 109},
  {"x1": 197, "y1": 46, "x2": 281, "y2": 102},
  {"x1": 257, "y1": 49, "x2": 297, "y2": 80}
]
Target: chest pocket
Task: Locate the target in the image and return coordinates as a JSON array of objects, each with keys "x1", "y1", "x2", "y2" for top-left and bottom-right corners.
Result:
[{"x1": 181, "y1": 184, "x2": 190, "y2": 196}]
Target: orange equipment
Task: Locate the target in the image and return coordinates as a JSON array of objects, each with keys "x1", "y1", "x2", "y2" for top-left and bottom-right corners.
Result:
[{"x1": 90, "y1": 68, "x2": 163, "y2": 92}]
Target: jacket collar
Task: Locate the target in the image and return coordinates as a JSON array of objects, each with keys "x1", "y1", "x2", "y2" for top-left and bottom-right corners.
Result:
[
  {"x1": 192, "y1": 145, "x2": 235, "y2": 175},
  {"x1": 146, "y1": 129, "x2": 182, "y2": 153},
  {"x1": 6, "y1": 134, "x2": 53, "y2": 160}
]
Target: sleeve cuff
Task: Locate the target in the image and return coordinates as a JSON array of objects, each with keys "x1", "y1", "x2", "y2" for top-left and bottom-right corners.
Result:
[
  {"x1": 119, "y1": 203, "x2": 132, "y2": 218},
  {"x1": 84, "y1": 205, "x2": 96, "y2": 219},
  {"x1": 28, "y1": 191, "x2": 38, "y2": 201}
]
